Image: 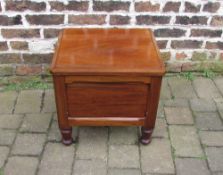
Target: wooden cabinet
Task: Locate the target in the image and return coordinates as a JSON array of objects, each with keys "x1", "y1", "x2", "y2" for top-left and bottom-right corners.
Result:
[{"x1": 50, "y1": 28, "x2": 165, "y2": 145}]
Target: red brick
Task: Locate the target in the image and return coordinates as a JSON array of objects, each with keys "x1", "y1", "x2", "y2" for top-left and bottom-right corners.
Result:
[
  {"x1": 0, "y1": 65, "x2": 14, "y2": 76},
  {"x1": 163, "y1": 2, "x2": 181, "y2": 12},
  {"x1": 190, "y1": 29, "x2": 222, "y2": 37},
  {"x1": 218, "y1": 53, "x2": 223, "y2": 61},
  {"x1": 184, "y1": 2, "x2": 201, "y2": 13},
  {"x1": 44, "y1": 29, "x2": 61, "y2": 38},
  {"x1": 135, "y1": 2, "x2": 160, "y2": 12},
  {"x1": 0, "y1": 15, "x2": 22, "y2": 25},
  {"x1": 10, "y1": 41, "x2": 28, "y2": 50},
  {"x1": 93, "y1": 1, "x2": 130, "y2": 12},
  {"x1": 157, "y1": 40, "x2": 167, "y2": 49},
  {"x1": 203, "y1": 2, "x2": 220, "y2": 13},
  {"x1": 171, "y1": 40, "x2": 202, "y2": 49},
  {"x1": 136, "y1": 15, "x2": 170, "y2": 25},
  {"x1": 1, "y1": 29, "x2": 40, "y2": 38},
  {"x1": 160, "y1": 52, "x2": 171, "y2": 61},
  {"x1": 68, "y1": 15, "x2": 106, "y2": 25},
  {"x1": 205, "y1": 42, "x2": 223, "y2": 50},
  {"x1": 110, "y1": 15, "x2": 130, "y2": 25},
  {"x1": 182, "y1": 62, "x2": 199, "y2": 72},
  {"x1": 16, "y1": 65, "x2": 42, "y2": 75},
  {"x1": 176, "y1": 16, "x2": 208, "y2": 25},
  {"x1": 211, "y1": 16, "x2": 223, "y2": 26},
  {"x1": 166, "y1": 62, "x2": 182, "y2": 72},
  {"x1": 26, "y1": 15, "x2": 64, "y2": 25},
  {"x1": 23, "y1": 53, "x2": 53, "y2": 64},
  {"x1": 154, "y1": 28, "x2": 186, "y2": 37},
  {"x1": 0, "y1": 42, "x2": 8, "y2": 51},
  {"x1": 0, "y1": 54, "x2": 21, "y2": 64},
  {"x1": 50, "y1": 1, "x2": 88, "y2": 11},
  {"x1": 6, "y1": 0, "x2": 46, "y2": 11},
  {"x1": 176, "y1": 52, "x2": 187, "y2": 61}
]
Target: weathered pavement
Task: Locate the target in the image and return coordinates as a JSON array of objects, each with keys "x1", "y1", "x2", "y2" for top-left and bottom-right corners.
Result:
[{"x1": 0, "y1": 76, "x2": 223, "y2": 175}]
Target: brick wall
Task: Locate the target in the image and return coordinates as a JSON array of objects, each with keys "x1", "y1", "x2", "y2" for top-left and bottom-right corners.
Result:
[{"x1": 0, "y1": 0, "x2": 223, "y2": 79}]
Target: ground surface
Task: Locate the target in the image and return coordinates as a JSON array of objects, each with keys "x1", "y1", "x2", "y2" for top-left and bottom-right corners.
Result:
[{"x1": 0, "y1": 76, "x2": 223, "y2": 175}]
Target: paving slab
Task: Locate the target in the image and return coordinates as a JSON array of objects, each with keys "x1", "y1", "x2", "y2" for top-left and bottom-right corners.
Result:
[
  {"x1": 164, "y1": 107, "x2": 194, "y2": 125},
  {"x1": 194, "y1": 112, "x2": 223, "y2": 131},
  {"x1": 0, "y1": 146, "x2": 9, "y2": 168},
  {"x1": 0, "y1": 91, "x2": 17, "y2": 114},
  {"x1": 76, "y1": 127, "x2": 108, "y2": 160},
  {"x1": 0, "y1": 129, "x2": 16, "y2": 146},
  {"x1": 140, "y1": 139, "x2": 174, "y2": 174},
  {"x1": 0, "y1": 114, "x2": 23, "y2": 129},
  {"x1": 200, "y1": 131, "x2": 223, "y2": 146},
  {"x1": 109, "y1": 126, "x2": 138, "y2": 145},
  {"x1": 12, "y1": 133, "x2": 46, "y2": 156},
  {"x1": 164, "y1": 98, "x2": 189, "y2": 107},
  {"x1": 108, "y1": 168, "x2": 141, "y2": 175},
  {"x1": 73, "y1": 159, "x2": 107, "y2": 175},
  {"x1": 175, "y1": 158, "x2": 210, "y2": 175},
  {"x1": 108, "y1": 145, "x2": 140, "y2": 168},
  {"x1": 4, "y1": 156, "x2": 38, "y2": 175},
  {"x1": 205, "y1": 147, "x2": 223, "y2": 172},
  {"x1": 20, "y1": 113, "x2": 52, "y2": 133},
  {"x1": 169, "y1": 126, "x2": 203, "y2": 157},
  {"x1": 168, "y1": 77, "x2": 197, "y2": 98},
  {"x1": 15, "y1": 90, "x2": 42, "y2": 114},
  {"x1": 153, "y1": 118, "x2": 168, "y2": 138},
  {"x1": 193, "y1": 78, "x2": 221, "y2": 98},
  {"x1": 214, "y1": 77, "x2": 223, "y2": 95},
  {"x1": 190, "y1": 99, "x2": 217, "y2": 112},
  {"x1": 160, "y1": 78, "x2": 171, "y2": 99},
  {"x1": 157, "y1": 100, "x2": 165, "y2": 118},
  {"x1": 38, "y1": 143, "x2": 75, "y2": 175},
  {"x1": 42, "y1": 89, "x2": 56, "y2": 113}
]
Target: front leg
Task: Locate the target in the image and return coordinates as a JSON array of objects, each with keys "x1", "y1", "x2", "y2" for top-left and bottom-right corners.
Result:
[
  {"x1": 140, "y1": 77, "x2": 162, "y2": 145},
  {"x1": 60, "y1": 127, "x2": 73, "y2": 145}
]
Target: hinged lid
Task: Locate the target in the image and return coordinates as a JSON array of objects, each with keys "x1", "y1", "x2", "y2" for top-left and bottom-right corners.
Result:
[{"x1": 50, "y1": 28, "x2": 165, "y2": 76}]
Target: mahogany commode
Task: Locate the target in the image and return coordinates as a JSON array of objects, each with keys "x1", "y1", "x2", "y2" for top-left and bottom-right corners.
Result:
[{"x1": 50, "y1": 28, "x2": 165, "y2": 145}]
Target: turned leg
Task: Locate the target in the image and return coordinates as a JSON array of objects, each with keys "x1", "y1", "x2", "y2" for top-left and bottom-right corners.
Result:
[
  {"x1": 60, "y1": 128, "x2": 73, "y2": 146},
  {"x1": 140, "y1": 127, "x2": 153, "y2": 145},
  {"x1": 140, "y1": 77, "x2": 162, "y2": 145},
  {"x1": 53, "y1": 76, "x2": 73, "y2": 146}
]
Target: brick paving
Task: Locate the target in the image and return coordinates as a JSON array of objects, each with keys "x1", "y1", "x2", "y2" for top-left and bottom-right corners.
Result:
[{"x1": 0, "y1": 76, "x2": 223, "y2": 175}]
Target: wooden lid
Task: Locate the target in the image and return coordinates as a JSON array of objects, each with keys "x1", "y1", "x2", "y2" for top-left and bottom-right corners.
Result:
[{"x1": 50, "y1": 28, "x2": 165, "y2": 76}]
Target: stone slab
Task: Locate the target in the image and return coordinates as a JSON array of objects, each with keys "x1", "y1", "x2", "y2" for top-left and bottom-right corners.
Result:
[
  {"x1": 153, "y1": 118, "x2": 168, "y2": 138},
  {"x1": 164, "y1": 107, "x2": 194, "y2": 125},
  {"x1": 193, "y1": 78, "x2": 221, "y2": 98},
  {"x1": 0, "y1": 91, "x2": 17, "y2": 114},
  {"x1": 194, "y1": 112, "x2": 223, "y2": 130},
  {"x1": 73, "y1": 159, "x2": 107, "y2": 175},
  {"x1": 4, "y1": 156, "x2": 38, "y2": 175},
  {"x1": 140, "y1": 139, "x2": 174, "y2": 174},
  {"x1": 175, "y1": 158, "x2": 210, "y2": 175},
  {"x1": 12, "y1": 133, "x2": 46, "y2": 156},
  {"x1": 109, "y1": 126, "x2": 138, "y2": 145},
  {"x1": 168, "y1": 77, "x2": 197, "y2": 98},
  {"x1": 160, "y1": 78, "x2": 171, "y2": 99},
  {"x1": 15, "y1": 90, "x2": 42, "y2": 114},
  {"x1": 0, "y1": 146, "x2": 9, "y2": 168},
  {"x1": 0, "y1": 129, "x2": 16, "y2": 146},
  {"x1": 190, "y1": 99, "x2": 217, "y2": 112},
  {"x1": 214, "y1": 77, "x2": 223, "y2": 95},
  {"x1": 20, "y1": 113, "x2": 52, "y2": 133},
  {"x1": 205, "y1": 147, "x2": 223, "y2": 172},
  {"x1": 38, "y1": 143, "x2": 75, "y2": 175},
  {"x1": 169, "y1": 126, "x2": 203, "y2": 157},
  {"x1": 108, "y1": 168, "x2": 141, "y2": 175},
  {"x1": 109, "y1": 145, "x2": 140, "y2": 168},
  {"x1": 76, "y1": 127, "x2": 108, "y2": 160},
  {"x1": 200, "y1": 131, "x2": 223, "y2": 146},
  {"x1": 42, "y1": 89, "x2": 56, "y2": 113},
  {"x1": 0, "y1": 114, "x2": 23, "y2": 129}
]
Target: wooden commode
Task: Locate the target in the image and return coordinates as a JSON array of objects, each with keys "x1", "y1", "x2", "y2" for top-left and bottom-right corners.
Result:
[{"x1": 50, "y1": 28, "x2": 165, "y2": 145}]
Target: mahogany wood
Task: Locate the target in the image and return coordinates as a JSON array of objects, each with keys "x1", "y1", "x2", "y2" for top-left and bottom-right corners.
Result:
[{"x1": 50, "y1": 28, "x2": 165, "y2": 145}]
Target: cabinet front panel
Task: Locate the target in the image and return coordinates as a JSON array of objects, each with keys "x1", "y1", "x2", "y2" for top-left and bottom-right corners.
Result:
[{"x1": 66, "y1": 83, "x2": 148, "y2": 118}]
